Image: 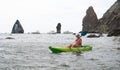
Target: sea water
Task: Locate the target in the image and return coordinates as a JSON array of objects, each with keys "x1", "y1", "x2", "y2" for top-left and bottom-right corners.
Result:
[{"x1": 0, "y1": 34, "x2": 120, "y2": 70}]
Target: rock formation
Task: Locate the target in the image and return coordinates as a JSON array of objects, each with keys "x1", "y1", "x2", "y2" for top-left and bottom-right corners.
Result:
[
  {"x1": 82, "y1": 0, "x2": 120, "y2": 36},
  {"x1": 56, "y1": 23, "x2": 61, "y2": 33},
  {"x1": 87, "y1": 34, "x2": 100, "y2": 38},
  {"x1": 11, "y1": 20, "x2": 24, "y2": 33},
  {"x1": 82, "y1": 6, "x2": 98, "y2": 32},
  {"x1": 107, "y1": 29, "x2": 120, "y2": 36},
  {"x1": 99, "y1": 0, "x2": 120, "y2": 33}
]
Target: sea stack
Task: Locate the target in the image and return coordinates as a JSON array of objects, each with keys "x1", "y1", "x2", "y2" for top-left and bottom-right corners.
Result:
[
  {"x1": 11, "y1": 20, "x2": 24, "y2": 33},
  {"x1": 56, "y1": 23, "x2": 61, "y2": 33},
  {"x1": 82, "y1": 6, "x2": 98, "y2": 32}
]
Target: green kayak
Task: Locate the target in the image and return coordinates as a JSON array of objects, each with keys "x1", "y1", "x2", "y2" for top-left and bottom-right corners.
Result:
[{"x1": 49, "y1": 46, "x2": 92, "y2": 53}]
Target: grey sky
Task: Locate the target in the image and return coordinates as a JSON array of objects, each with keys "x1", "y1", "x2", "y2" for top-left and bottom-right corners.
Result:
[{"x1": 0, "y1": 0, "x2": 117, "y2": 33}]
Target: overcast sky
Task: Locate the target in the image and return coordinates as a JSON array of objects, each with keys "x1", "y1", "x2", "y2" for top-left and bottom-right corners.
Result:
[{"x1": 0, "y1": 0, "x2": 117, "y2": 33}]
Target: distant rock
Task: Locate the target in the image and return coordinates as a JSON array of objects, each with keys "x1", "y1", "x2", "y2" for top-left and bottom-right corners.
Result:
[
  {"x1": 47, "y1": 30, "x2": 56, "y2": 34},
  {"x1": 11, "y1": 20, "x2": 24, "y2": 33},
  {"x1": 31, "y1": 31, "x2": 40, "y2": 34},
  {"x1": 5, "y1": 37, "x2": 15, "y2": 39},
  {"x1": 116, "y1": 47, "x2": 120, "y2": 50},
  {"x1": 87, "y1": 34, "x2": 100, "y2": 38},
  {"x1": 31, "y1": 32, "x2": 40, "y2": 34},
  {"x1": 56, "y1": 23, "x2": 61, "y2": 33},
  {"x1": 82, "y1": 6, "x2": 98, "y2": 32},
  {"x1": 63, "y1": 31, "x2": 73, "y2": 34}
]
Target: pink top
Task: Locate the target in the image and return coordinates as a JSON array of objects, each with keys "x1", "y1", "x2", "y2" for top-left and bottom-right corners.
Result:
[{"x1": 75, "y1": 38, "x2": 82, "y2": 46}]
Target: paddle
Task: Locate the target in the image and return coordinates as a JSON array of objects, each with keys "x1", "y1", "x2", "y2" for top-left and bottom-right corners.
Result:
[{"x1": 80, "y1": 31, "x2": 88, "y2": 37}]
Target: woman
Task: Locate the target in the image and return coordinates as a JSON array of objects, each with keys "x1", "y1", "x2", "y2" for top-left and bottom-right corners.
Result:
[{"x1": 67, "y1": 34, "x2": 82, "y2": 48}]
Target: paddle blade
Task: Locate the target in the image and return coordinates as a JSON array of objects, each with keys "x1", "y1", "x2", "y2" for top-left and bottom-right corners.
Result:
[{"x1": 81, "y1": 31, "x2": 88, "y2": 36}]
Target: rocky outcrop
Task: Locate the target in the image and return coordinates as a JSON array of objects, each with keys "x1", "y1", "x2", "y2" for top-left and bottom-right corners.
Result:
[
  {"x1": 87, "y1": 34, "x2": 100, "y2": 38},
  {"x1": 98, "y1": 0, "x2": 120, "y2": 34},
  {"x1": 56, "y1": 23, "x2": 61, "y2": 33},
  {"x1": 107, "y1": 29, "x2": 120, "y2": 36},
  {"x1": 5, "y1": 37, "x2": 15, "y2": 39},
  {"x1": 31, "y1": 31, "x2": 40, "y2": 34},
  {"x1": 82, "y1": 0, "x2": 120, "y2": 36},
  {"x1": 82, "y1": 6, "x2": 98, "y2": 32},
  {"x1": 11, "y1": 20, "x2": 24, "y2": 33}
]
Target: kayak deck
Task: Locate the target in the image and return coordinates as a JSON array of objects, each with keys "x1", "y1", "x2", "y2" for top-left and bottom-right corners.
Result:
[{"x1": 49, "y1": 46, "x2": 92, "y2": 53}]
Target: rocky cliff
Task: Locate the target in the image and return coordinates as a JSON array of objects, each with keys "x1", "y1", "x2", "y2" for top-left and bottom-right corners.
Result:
[
  {"x1": 98, "y1": 0, "x2": 120, "y2": 33},
  {"x1": 11, "y1": 20, "x2": 24, "y2": 33},
  {"x1": 82, "y1": 0, "x2": 120, "y2": 36}
]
